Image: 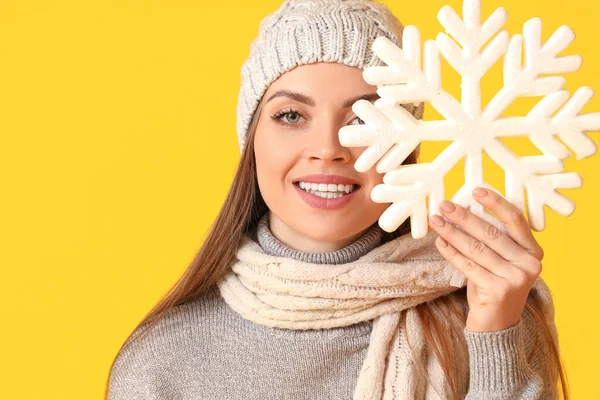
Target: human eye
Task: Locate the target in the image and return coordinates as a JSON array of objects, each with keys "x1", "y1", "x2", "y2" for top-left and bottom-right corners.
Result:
[
  {"x1": 350, "y1": 115, "x2": 365, "y2": 125},
  {"x1": 270, "y1": 108, "x2": 306, "y2": 126}
]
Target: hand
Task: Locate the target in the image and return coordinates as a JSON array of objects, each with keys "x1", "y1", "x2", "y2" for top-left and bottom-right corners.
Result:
[{"x1": 428, "y1": 187, "x2": 544, "y2": 332}]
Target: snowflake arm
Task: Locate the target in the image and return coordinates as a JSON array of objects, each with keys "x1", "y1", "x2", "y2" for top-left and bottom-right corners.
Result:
[{"x1": 338, "y1": 0, "x2": 600, "y2": 287}]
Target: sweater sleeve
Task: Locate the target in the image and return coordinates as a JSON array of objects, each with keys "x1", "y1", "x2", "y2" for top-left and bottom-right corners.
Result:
[
  {"x1": 107, "y1": 326, "x2": 177, "y2": 400},
  {"x1": 107, "y1": 345, "x2": 163, "y2": 400},
  {"x1": 462, "y1": 299, "x2": 560, "y2": 399}
]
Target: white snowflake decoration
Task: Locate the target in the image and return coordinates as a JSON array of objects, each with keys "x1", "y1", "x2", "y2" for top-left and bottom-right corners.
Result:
[{"x1": 338, "y1": 0, "x2": 600, "y2": 287}]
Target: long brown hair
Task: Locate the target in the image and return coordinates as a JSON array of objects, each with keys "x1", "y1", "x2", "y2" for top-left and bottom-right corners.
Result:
[{"x1": 104, "y1": 92, "x2": 569, "y2": 399}]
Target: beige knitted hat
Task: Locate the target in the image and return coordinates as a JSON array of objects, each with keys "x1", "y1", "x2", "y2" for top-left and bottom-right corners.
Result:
[{"x1": 235, "y1": 0, "x2": 423, "y2": 153}]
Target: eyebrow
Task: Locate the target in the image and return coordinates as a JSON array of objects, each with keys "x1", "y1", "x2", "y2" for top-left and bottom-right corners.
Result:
[{"x1": 265, "y1": 90, "x2": 380, "y2": 108}]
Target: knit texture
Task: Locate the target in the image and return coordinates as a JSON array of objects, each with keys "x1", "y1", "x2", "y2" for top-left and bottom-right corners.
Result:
[
  {"x1": 235, "y1": 0, "x2": 423, "y2": 153},
  {"x1": 108, "y1": 212, "x2": 560, "y2": 399},
  {"x1": 256, "y1": 210, "x2": 383, "y2": 264}
]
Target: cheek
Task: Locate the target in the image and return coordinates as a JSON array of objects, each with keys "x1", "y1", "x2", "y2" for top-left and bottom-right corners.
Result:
[
  {"x1": 360, "y1": 166, "x2": 385, "y2": 188},
  {"x1": 254, "y1": 130, "x2": 297, "y2": 191},
  {"x1": 354, "y1": 167, "x2": 387, "y2": 214}
]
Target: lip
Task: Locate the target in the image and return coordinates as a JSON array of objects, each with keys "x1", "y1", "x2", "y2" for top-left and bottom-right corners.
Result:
[
  {"x1": 292, "y1": 174, "x2": 361, "y2": 186},
  {"x1": 293, "y1": 181, "x2": 361, "y2": 210}
]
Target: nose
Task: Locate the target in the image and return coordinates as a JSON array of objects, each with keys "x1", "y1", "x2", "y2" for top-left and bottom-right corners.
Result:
[{"x1": 305, "y1": 121, "x2": 353, "y2": 164}]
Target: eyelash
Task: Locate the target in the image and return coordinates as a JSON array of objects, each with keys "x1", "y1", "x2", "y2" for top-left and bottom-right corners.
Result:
[
  {"x1": 271, "y1": 108, "x2": 303, "y2": 126},
  {"x1": 270, "y1": 108, "x2": 364, "y2": 126}
]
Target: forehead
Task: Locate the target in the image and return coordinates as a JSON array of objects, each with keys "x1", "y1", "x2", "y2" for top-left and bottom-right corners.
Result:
[{"x1": 263, "y1": 62, "x2": 377, "y2": 102}]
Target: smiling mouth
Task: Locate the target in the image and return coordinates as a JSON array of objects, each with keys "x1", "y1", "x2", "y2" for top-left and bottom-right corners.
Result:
[{"x1": 293, "y1": 182, "x2": 361, "y2": 198}]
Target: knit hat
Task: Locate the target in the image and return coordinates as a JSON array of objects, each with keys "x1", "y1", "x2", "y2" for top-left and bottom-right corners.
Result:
[{"x1": 235, "y1": 0, "x2": 424, "y2": 154}]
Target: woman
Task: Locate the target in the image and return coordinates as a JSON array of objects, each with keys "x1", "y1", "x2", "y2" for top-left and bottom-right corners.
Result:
[{"x1": 106, "y1": 0, "x2": 568, "y2": 398}]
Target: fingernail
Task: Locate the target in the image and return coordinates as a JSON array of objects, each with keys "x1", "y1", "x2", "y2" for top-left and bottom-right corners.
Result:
[
  {"x1": 473, "y1": 187, "x2": 488, "y2": 197},
  {"x1": 439, "y1": 201, "x2": 455, "y2": 212},
  {"x1": 437, "y1": 237, "x2": 448, "y2": 247},
  {"x1": 430, "y1": 215, "x2": 446, "y2": 227}
]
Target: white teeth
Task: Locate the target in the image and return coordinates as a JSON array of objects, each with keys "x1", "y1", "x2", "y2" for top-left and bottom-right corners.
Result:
[
  {"x1": 297, "y1": 181, "x2": 357, "y2": 197},
  {"x1": 314, "y1": 191, "x2": 343, "y2": 199}
]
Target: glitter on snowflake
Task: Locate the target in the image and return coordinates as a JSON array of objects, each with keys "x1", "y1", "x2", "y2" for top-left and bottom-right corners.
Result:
[{"x1": 338, "y1": 0, "x2": 600, "y2": 286}]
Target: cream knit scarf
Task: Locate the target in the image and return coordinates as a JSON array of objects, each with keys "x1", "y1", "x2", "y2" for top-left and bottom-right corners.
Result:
[{"x1": 217, "y1": 228, "x2": 468, "y2": 399}]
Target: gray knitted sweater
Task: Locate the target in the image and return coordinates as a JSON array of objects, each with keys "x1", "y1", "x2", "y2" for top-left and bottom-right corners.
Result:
[{"x1": 108, "y1": 213, "x2": 558, "y2": 399}]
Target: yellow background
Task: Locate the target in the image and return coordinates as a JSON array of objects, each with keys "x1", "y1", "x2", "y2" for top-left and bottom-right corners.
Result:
[{"x1": 1, "y1": 0, "x2": 598, "y2": 398}]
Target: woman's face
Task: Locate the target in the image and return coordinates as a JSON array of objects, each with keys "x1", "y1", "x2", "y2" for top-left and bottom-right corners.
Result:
[{"x1": 253, "y1": 62, "x2": 390, "y2": 252}]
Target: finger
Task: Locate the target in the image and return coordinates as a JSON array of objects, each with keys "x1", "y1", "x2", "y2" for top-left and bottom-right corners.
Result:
[
  {"x1": 429, "y1": 214, "x2": 513, "y2": 279},
  {"x1": 471, "y1": 187, "x2": 544, "y2": 260},
  {"x1": 433, "y1": 234, "x2": 504, "y2": 289},
  {"x1": 437, "y1": 200, "x2": 527, "y2": 264}
]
